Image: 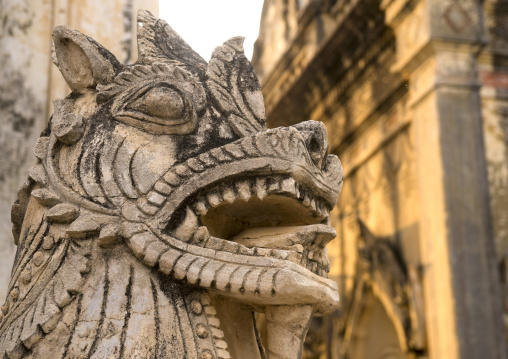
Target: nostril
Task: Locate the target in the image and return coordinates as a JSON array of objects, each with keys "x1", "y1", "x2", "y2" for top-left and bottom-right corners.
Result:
[
  {"x1": 308, "y1": 137, "x2": 320, "y2": 154},
  {"x1": 290, "y1": 121, "x2": 329, "y2": 169},
  {"x1": 306, "y1": 135, "x2": 324, "y2": 168}
]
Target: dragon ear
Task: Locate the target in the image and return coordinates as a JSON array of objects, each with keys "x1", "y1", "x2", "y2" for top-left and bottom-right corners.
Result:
[
  {"x1": 206, "y1": 37, "x2": 267, "y2": 137},
  {"x1": 52, "y1": 25, "x2": 121, "y2": 93}
]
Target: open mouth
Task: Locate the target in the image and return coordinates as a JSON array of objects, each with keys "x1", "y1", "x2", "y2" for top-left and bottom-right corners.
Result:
[
  {"x1": 168, "y1": 173, "x2": 335, "y2": 278},
  {"x1": 122, "y1": 124, "x2": 342, "y2": 314}
]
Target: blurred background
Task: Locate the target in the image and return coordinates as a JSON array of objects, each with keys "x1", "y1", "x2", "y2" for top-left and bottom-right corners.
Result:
[{"x1": 1, "y1": 0, "x2": 507, "y2": 358}]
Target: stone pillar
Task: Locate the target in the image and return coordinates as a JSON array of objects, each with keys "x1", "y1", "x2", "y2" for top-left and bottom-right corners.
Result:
[
  {"x1": 0, "y1": 0, "x2": 158, "y2": 302},
  {"x1": 385, "y1": 0, "x2": 506, "y2": 357},
  {"x1": 479, "y1": 1, "x2": 508, "y2": 340}
]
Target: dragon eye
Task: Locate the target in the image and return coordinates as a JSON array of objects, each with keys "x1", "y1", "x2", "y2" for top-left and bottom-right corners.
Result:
[
  {"x1": 111, "y1": 80, "x2": 201, "y2": 135},
  {"x1": 134, "y1": 86, "x2": 185, "y2": 120}
]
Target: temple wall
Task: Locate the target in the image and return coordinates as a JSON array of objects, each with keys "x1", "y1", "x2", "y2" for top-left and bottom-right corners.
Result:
[
  {"x1": 253, "y1": 0, "x2": 508, "y2": 357},
  {"x1": 0, "y1": 0, "x2": 158, "y2": 303}
]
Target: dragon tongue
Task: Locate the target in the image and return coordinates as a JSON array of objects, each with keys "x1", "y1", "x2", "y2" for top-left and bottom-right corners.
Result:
[{"x1": 230, "y1": 224, "x2": 336, "y2": 250}]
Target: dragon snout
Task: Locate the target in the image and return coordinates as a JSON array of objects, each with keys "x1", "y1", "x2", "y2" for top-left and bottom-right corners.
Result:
[{"x1": 291, "y1": 121, "x2": 330, "y2": 170}]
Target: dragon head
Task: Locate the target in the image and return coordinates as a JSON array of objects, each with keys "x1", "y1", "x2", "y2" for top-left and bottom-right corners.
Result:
[{"x1": 3, "y1": 10, "x2": 343, "y2": 358}]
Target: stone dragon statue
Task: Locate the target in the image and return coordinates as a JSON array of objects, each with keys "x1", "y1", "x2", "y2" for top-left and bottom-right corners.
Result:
[{"x1": 0, "y1": 11, "x2": 342, "y2": 359}]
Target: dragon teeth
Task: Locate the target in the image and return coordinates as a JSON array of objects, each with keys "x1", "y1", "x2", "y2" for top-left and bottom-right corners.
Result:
[
  {"x1": 189, "y1": 175, "x2": 328, "y2": 222},
  {"x1": 290, "y1": 244, "x2": 304, "y2": 253},
  {"x1": 308, "y1": 250, "x2": 315, "y2": 260},
  {"x1": 310, "y1": 198, "x2": 316, "y2": 212},
  {"x1": 280, "y1": 177, "x2": 296, "y2": 193},
  {"x1": 287, "y1": 251, "x2": 299, "y2": 264},
  {"x1": 302, "y1": 193, "x2": 311, "y2": 207},
  {"x1": 207, "y1": 192, "x2": 222, "y2": 207},
  {"x1": 222, "y1": 241, "x2": 240, "y2": 253},
  {"x1": 205, "y1": 237, "x2": 224, "y2": 251},
  {"x1": 254, "y1": 247, "x2": 271, "y2": 257},
  {"x1": 295, "y1": 184, "x2": 301, "y2": 199},
  {"x1": 194, "y1": 199, "x2": 209, "y2": 216},
  {"x1": 235, "y1": 180, "x2": 251, "y2": 201},
  {"x1": 267, "y1": 177, "x2": 280, "y2": 192},
  {"x1": 271, "y1": 249, "x2": 289, "y2": 260},
  {"x1": 255, "y1": 177, "x2": 267, "y2": 200},
  {"x1": 238, "y1": 245, "x2": 255, "y2": 256},
  {"x1": 172, "y1": 207, "x2": 199, "y2": 242},
  {"x1": 223, "y1": 187, "x2": 236, "y2": 203},
  {"x1": 192, "y1": 226, "x2": 210, "y2": 243},
  {"x1": 187, "y1": 227, "x2": 328, "y2": 276}
]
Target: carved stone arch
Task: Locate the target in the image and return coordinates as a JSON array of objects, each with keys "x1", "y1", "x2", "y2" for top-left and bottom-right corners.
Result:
[
  {"x1": 347, "y1": 288, "x2": 406, "y2": 359},
  {"x1": 339, "y1": 220, "x2": 426, "y2": 358},
  {"x1": 369, "y1": 279, "x2": 409, "y2": 353}
]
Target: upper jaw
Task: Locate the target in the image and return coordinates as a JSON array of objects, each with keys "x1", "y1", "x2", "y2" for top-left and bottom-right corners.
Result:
[{"x1": 145, "y1": 125, "x2": 343, "y2": 227}]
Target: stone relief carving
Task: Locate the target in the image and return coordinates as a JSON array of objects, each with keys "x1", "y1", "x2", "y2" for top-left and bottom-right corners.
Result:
[
  {"x1": 339, "y1": 220, "x2": 425, "y2": 357},
  {"x1": 0, "y1": 10, "x2": 343, "y2": 359},
  {"x1": 428, "y1": 0, "x2": 482, "y2": 39}
]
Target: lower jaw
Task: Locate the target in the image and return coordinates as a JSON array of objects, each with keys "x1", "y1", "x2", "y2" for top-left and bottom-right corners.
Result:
[
  {"x1": 189, "y1": 223, "x2": 339, "y2": 312},
  {"x1": 209, "y1": 264, "x2": 339, "y2": 315},
  {"x1": 167, "y1": 216, "x2": 340, "y2": 313},
  {"x1": 128, "y1": 222, "x2": 340, "y2": 314}
]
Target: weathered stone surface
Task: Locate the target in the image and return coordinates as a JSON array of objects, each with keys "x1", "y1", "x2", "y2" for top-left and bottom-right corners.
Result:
[{"x1": 0, "y1": 10, "x2": 343, "y2": 358}]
